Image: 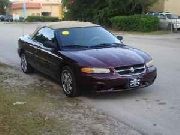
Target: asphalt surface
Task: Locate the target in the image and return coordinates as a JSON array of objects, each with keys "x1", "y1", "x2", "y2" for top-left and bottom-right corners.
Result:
[{"x1": 0, "y1": 22, "x2": 180, "y2": 135}]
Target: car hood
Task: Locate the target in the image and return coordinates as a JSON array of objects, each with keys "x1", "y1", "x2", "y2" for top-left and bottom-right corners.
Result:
[{"x1": 61, "y1": 47, "x2": 151, "y2": 68}]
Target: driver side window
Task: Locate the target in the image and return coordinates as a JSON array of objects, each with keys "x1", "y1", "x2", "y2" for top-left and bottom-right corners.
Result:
[
  {"x1": 33, "y1": 27, "x2": 57, "y2": 48},
  {"x1": 158, "y1": 14, "x2": 166, "y2": 19}
]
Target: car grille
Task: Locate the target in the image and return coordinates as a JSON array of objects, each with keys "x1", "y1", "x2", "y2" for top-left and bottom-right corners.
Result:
[{"x1": 115, "y1": 64, "x2": 146, "y2": 76}]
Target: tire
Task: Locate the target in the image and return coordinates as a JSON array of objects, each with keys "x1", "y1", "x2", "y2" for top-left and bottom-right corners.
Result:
[
  {"x1": 20, "y1": 53, "x2": 34, "y2": 73},
  {"x1": 61, "y1": 66, "x2": 80, "y2": 97},
  {"x1": 167, "y1": 23, "x2": 174, "y2": 31}
]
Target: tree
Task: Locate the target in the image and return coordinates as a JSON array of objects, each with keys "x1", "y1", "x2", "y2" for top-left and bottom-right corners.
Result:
[
  {"x1": 0, "y1": 0, "x2": 10, "y2": 14},
  {"x1": 63, "y1": 0, "x2": 159, "y2": 25},
  {"x1": 133, "y1": 0, "x2": 159, "y2": 14}
]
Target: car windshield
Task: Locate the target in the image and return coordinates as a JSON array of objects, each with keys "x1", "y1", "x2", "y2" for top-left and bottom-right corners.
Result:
[
  {"x1": 166, "y1": 14, "x2": 178, "y2": 19},
  {"x1": 56, "y1": 27, "x2": 121, "y2": 49}
]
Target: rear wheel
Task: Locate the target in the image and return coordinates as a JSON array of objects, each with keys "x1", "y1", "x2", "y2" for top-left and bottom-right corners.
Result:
[
  {"x1": 61, "y1": 66, "x2": 80, "y2": 97},
  {"x1": 20, "y1": 53, "x2": 34, "y2": 73}
]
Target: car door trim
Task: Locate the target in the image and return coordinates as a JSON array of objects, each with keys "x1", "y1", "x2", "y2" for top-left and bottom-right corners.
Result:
[{"x1": 29, "y1": 43, "x2": 63, "y2": 60}]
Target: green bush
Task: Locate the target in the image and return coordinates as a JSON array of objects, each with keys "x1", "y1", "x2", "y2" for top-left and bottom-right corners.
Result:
[
  {"x1": 26, "y1": 16, "x2": 59, "y2": 22},
  {"x1": 110, "y1": 15, "x2": 159, "y2": 32},
  {"x1": 93, "y1": 7, "x2": 112, "y2": 27}
]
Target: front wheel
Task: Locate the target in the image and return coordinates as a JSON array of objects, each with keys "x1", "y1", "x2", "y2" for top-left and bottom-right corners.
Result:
[
  {"x1": 20, "y1": 53, "x2": 34, "y2": 73},
  {"x1": 167, "y1": 23, "x2": 174, "y2": 31},
  {"x1": 61, "y1": 66, "x2": 80, "y2": 97}
]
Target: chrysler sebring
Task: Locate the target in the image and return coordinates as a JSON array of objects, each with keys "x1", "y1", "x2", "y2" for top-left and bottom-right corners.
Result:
[{"x1": 18, "y1": 21, "x2": 157, "y2": 97}]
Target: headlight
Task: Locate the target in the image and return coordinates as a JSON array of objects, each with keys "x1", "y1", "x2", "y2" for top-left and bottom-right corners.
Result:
[
  {"x1": 81, "y1": 68, "x2": 111, "y2": 74},
  {"x1": 146, "y1": 60, "x2": 154, "y2": 67}
]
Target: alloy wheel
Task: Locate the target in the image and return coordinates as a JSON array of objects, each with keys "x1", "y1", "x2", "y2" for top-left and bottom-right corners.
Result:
[
  {"x1": 21, "y1": 54, "x2": 28, "y2": 72},
  {"x1": 61, "y1": 70, "x2": 73, "y2": 95}
]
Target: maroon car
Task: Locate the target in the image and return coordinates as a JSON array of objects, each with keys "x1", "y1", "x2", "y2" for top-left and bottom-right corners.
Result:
[{"x1": 18, "y1": 21, "x2": 157, "y2": 97}]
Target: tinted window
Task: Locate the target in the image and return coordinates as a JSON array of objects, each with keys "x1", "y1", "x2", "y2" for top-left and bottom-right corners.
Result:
[
  {"x1": 57, "y1": 27, "x2": 120, "y2": 48},
  {"x1": 33, "y1": 27, "x2": 55, "y2": 45},
  {"x1": 158, "y1": 14, "x2": 166, "y2": 19},
  {"x1": 147, "y1": 12, "x2": 154, "y2": 16},
  {"x1": 166, "y1": 14, "x2": 178, "y2": 19},
  {"x1": 154, "y1": 13, "x2": 159, "y2": 16}
]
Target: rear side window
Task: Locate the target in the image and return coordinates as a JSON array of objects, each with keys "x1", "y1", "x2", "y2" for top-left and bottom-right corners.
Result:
[
  {"x1": 154, "y1": 13, "x2": 159, "y2": 16},
  {"x1": 147, "y1": 12, "x2": 154, "y2": 16},
  {"x1": 33, "y1": 27, "x2": 55, "y2": 44},
  {"x1": 158, "y1": 14, "x2": 166, "y2": 19}
]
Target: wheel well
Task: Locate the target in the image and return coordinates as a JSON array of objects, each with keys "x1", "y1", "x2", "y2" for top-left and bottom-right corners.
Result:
[
  {"x1": 19, "y1": 49, "x2": 25, "y2": 57},
  {"x1": 58, "y1": 63, "x2": 69, "y2": 78},
  {"x1": 59, "y1": 63, "x2": 77, "y2": 80},
  {"x1": 168, "y1": 23, "x2": 174, "y2": 27}
]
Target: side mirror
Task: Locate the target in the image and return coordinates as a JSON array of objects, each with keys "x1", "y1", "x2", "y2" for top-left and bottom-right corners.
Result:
[
  {"x1": 43, "y1": 41, "x2": 58, "y2": 51},
  {"x1": 117, "y1": 36, "x2": 123, "y2": 41}
]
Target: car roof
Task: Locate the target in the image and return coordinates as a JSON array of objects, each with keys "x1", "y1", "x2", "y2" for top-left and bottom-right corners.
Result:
[
  {"x1": 42, "y1": 21, "x2": 99, "y2": 29},
  {"x1": 160, "y1": 12, "x2": 172, "y2": 15},
  {"x1": 30, "y1": 21, "x2": 100, "y2": 38}
]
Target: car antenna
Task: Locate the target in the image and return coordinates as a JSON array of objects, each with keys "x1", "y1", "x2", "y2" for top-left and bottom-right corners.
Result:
[
  {"x1": 22, "y1": 23, "x2": 25, "y2": 36},
  {"x1": 22, "y1": 0, "x2": 27, "y2": 36}
]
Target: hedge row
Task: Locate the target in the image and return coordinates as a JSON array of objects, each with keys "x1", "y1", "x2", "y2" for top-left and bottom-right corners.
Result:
[
  {"x1": 110, "y1": 15, "x2": 159, "y2": 32},
  {"x1": 26, "y1": 16, "x2": 59, "y2": 22}
]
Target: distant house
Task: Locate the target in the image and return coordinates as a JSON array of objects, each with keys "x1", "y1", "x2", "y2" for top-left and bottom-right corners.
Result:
[
  {"x1": 11, "y1": 0, "x2": 63, "y2": 19},
  {"x1": 150, "y1": 0, "x2": 180, "y2": 15}
]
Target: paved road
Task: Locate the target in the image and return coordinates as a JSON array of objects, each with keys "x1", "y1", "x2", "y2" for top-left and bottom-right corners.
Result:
[{"x1": 0, "y1": 23, "x2": 180, "y2": 135}]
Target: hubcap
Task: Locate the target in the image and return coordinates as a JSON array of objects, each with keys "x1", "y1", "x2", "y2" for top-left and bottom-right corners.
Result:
[
  {"x1": 21, "y1": 54, "x2": 27, "y2": 72},
  {"x1": 61, "y1": 70, "x2": 73, "y2": 94}
]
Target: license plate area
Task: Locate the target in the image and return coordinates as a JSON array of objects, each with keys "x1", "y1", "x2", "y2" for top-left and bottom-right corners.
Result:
[{"x1": 129, "y1": 78, "x2": 141, "y2": 88}]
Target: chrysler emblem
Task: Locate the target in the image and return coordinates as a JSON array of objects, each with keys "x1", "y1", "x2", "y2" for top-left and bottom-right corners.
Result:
[{"x1": 130, "y1": 67, "x2": 135, "y2": 72}]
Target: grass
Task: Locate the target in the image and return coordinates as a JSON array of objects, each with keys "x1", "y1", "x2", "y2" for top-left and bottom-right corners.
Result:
[
  {"x1": 0, "y1": 63, "x2": 73, "y2": 135},
  {"x1": 0, "y1": 63, "x2": 8, "y2": 67},
  {"x1": 0, "y1": 86, "x2": 71, "y2": 135},
  {"x1": 0, "y1": 63, "x2": 105, "y2": 135},
  {"x1": 0, "y1": 63, "x2": 138, "y2": 135}
]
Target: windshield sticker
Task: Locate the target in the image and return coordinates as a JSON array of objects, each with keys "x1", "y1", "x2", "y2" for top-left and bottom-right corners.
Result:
[{"x1": 62, "y1": 31, "x2": 70, "y2": 35}]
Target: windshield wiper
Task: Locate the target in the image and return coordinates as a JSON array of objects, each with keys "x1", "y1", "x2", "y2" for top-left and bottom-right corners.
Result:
[
  {"x1": 90, "y1": 43, "x2": 121, "y2": 48},
  {"x1": 62, "y1": 45, "x2": 89, "y2": 49}
]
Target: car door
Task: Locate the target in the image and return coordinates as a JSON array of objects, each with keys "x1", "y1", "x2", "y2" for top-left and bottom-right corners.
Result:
[
  {"x1": 20, "y1": 35, "x2": 38, "y2": 68},
  {"x1": 158, "y1": 14, "x2": 167, "y2": 29},
  {"x1": 32, "y1": 27, "x2": 62, "y2": 78}
]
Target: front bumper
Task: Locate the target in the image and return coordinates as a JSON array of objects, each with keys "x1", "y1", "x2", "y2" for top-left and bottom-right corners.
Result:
[{"x1": 78, "y1": 66, "x2": 157, "y2": 92}]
